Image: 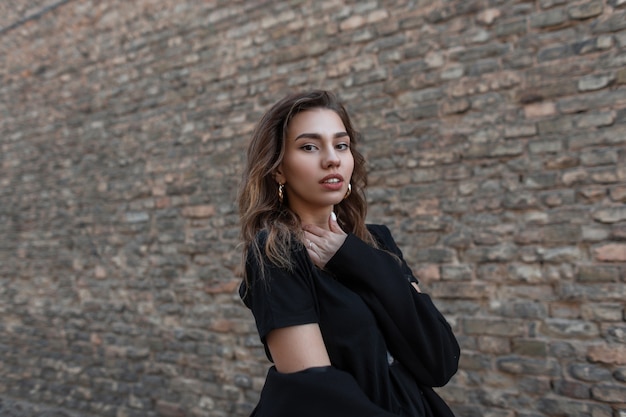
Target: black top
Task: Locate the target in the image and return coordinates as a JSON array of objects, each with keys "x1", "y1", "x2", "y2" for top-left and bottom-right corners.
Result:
[{"x1": 240, "y1": 224, "x2": 460, "y2": 417}]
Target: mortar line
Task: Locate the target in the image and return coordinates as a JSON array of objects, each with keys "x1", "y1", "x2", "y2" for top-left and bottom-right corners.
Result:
[{"x1": 0, "y1": 0, "x2": 76, "y2": 36}]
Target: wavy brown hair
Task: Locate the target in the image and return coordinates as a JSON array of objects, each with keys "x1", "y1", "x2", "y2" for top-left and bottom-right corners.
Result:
[{"x1": 238, "y1": 90, "x2": 376, "y2": 278}]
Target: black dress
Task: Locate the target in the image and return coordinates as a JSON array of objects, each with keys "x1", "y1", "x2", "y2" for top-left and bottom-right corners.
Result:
[{"x1": 239, "y1": 224, "x2": 460, "y2": 417}]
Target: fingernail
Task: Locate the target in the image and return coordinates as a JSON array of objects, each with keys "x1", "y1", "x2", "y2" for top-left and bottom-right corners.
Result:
[{"x1": 331, "y1": 212, "x2": 337, "y2": 221}]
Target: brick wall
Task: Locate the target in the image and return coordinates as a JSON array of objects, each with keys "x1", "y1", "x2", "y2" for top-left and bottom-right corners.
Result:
[{"x1": 1, "y1": 1, "x2": 625, "y2": 416}]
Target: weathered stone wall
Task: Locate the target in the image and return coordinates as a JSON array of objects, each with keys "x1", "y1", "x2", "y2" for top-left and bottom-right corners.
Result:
[{"x1": 1, "y1": 0, "x2": 625, "y2": 416}]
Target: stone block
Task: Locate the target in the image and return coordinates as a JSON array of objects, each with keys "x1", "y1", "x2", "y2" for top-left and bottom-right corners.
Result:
[
  {"x1": 524, "y1": 102, "x2": 557, "y2": 118},
  {"x1": 553, "y1": 379, "x2": 591, "y2": 399},
  {"x1": 569, "y1": 363, "x2": 613, "y2": 382},
  {"x1": 464, "y1": 317, "x2": 525, "y2": 336},
  {"x1": 568, "y1": 1, "x2": 604, "y2": 20},
  {"x1": 441, "y1": 264, "x2": 473, "y2": 281},
  {"x1": 610, "y1": 186, "x2": 626, "y2": 202},
  {"x1": 495, "y1": 18, "x2": 527, "y2": 37},
  {"x1": 538, "y1": 44, "x2": 574, "y2": 62},
  {"x1": 591, "y1": 384, "x2": 626, "y2": 403},
  {"x1": 476, "y1": 8, "x2": 502, "y2": 26},
  {"x1": 540, "y1": 0, "x2": 568, "y2": 8},
  {"x1": 578, "y1": 73, "x2": 615, "y2": 91},
  {"x1": 591, "y1": 10, "x2": 626, "y2": 33},
  {"x1": 577, "y1": 265, "x2": 621, "y2": 282},
  {"x1": 497, "y1": 356, "x2": 560, "y2": 376},
  {"x1": 593, "y1": 244, "x2": 626, "y2": 261},
  {"x1": 531, "y1": 8, "x2": 568, "y2": 28},
  {"x1": 581, "y1": 149, "x2": 619, "y2": 166},
  {"x1": 478, "y1": 336, "x2": 511, "y2": 354},
  {"x1": 575, "y1": 111, "x2": 616, "y2": 128},
  {"x1": 512, "y1": 339, "x2": 548, "y2": 357},
  {"x1": 428, "y1": 282, "x2": 490, "y2": 299},
  {"x1": 541, "y1": 318, "x2": 600, "y2": 338},
  {"x1": 459, "y1": 351, "x2": 493, "y2": 370}
]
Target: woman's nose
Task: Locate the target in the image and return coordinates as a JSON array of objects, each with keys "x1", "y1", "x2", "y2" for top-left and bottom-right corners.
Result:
[{"x1": 323, "y1": 147, "x2": 340, "y2": 168}]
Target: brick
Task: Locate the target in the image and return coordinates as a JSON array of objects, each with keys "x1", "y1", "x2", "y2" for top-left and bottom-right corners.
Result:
[
  {"x1": 531, "y1": 8, "x2": 568, "y2": 28},
  {"x1": 478, "y1": 336, "x2": 510, "y2": 354},
  {"x1": 592, "y1": 384, "x2": 626, "y2": 403},
  {"x1": 441, "y1": 98, "x2": 471, "y2": 114},
  {"x1": 476, "y1": 8, "x2": 501, "y2": 25},
  {"x1": 538, "y1": 116, "x2": 575, "y2": 135},
  {"x1": 441, "y1": 265, "x2": 473, "y2": 281},
  {"x1": 568, "y1": 1, "x2": 604, "y2": 20},
  {"x1": 182, "y1": 205, "x2": 216, "y2": 218},
  {"x1": 541, "y1": 318, "x2": 600, "y2": 338},
  {"x1": 512, "y1": 339, "x2": 548, "y2": 357},
  {"x1": 497, "y1": 356, "x2": 560, "y2": 376},
  {"x1": 578, "y1": 73, "x2": 615, "y2": 91},
  {"x1": 505, "y1": 124, "x2": 537, "y2": 138},
  {"x1": 524, "y1": 102, "x2": 557, "y2": 118},
  {"x1": 569, "y1": 363, "x2": 613, "y2": 382},
  {"x1": 464, "y1": 317, "x2": 526, "y2": 336},
  {"x1": 538, "y1": 44, "x2": 574, "y2": 62},
  {"x1": 591, "y1": 10, "x2": 626, "y2": 33},
  {"x1": 496, "y1": 18, "x2": 527, "y2": 37},
  {"x1": 538, "y1": 147, "x2": 573, "y2": 161},
  {"x1": 449, "y1": 43, "x2": 510, "y2": 62},
  {"x1": 581, "y1": 149, "x2": 619, "y2": 166},
  {"x1": 575, "y1": 111, "x2": 616, "y2": 128},
  {"x1": 573, "y1": 35, "x2": 614, "y2": 55},
  {"x1": 540, "y1": 0, "x2": 568, "y2": 8},
  {"x1": 553, "y1": 379, "x2": 591, "y2": 399},
  {"x1": 610, "y1": 186, "x2": 626, "y2": 202},
  {"x1": 593, "y1": 206, "x2": 626, "y2": 223},
  {"x1": 593, "y1": 244, "x2": 626, "y2": 261},
  {"x1": 577, "y1": 265, "x2": 621, "y2": 282},
  {"x1": 560, "y1": 282, "x2": 626, "y2": 302},
  {"x1": 537, "y1": 246, "x2": 584, "y2": 263}
]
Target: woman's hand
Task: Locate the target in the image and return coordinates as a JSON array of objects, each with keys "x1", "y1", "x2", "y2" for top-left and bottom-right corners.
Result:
[{"x1": 303, "y1": 212, "x2": 347, "y2": 269}]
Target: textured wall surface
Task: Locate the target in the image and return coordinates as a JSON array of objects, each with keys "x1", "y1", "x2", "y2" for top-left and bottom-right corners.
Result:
[{"x1": 1, "y1": 0, "x2": 625, "y2": 416}]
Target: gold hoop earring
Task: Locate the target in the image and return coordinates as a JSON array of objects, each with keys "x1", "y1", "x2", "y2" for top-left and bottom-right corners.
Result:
[
  {"x1": 343, "y1": 183, "x2": 352, "y2": 200},
  {"x1": 278, "y1": 183, "x2": 285, "y2": 204}
]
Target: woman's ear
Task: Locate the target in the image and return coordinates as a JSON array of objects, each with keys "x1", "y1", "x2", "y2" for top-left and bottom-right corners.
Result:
[{"x1": 274, "y1": 166, "x2": 286, "y2": 185}]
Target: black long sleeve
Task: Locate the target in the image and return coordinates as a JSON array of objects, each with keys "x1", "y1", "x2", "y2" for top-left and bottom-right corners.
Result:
[
  {"x1": 325, "y1": 225, "x2": 460, "y2": 387},
  {"x1": 251, "y1": 366, "x2": 398, "y2": 417}
]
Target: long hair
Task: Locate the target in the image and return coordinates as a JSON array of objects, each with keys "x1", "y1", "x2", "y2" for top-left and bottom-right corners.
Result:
[{"x1": 238, "y1": 90, "x2": 376, "y2": 278}]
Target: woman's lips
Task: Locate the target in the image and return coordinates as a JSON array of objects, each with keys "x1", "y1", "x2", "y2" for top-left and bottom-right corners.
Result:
[{"x1": 319, "y1": 175, "x2": 344, "y2": 191}]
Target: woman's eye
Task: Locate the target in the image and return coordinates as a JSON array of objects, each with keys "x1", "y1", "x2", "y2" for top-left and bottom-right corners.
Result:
[
  {"x1": 301, "y1": 144, "x2": 317, "y2": 151},
  {"x1": 337, "y1": 143, "x2": 350, "y2": 151}
]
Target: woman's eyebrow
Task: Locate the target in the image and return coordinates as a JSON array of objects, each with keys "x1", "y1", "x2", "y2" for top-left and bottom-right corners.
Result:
[{"x1": 294, "y1": 131, "x2": 349, "y2": 141}]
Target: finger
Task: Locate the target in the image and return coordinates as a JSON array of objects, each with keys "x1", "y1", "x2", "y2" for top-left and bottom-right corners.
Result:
[
  {"x1": 303, "y1": 224, "x2": 325, "y2": 238},
  {"x1": 328, "y1": 212, "x2": 339, "y2": 233},
  {"x1": 304, "y1": 230, "x2": 318, "y2": 245},
  {"x1": 328, "y1": 212, "x2": 347, "y2": 236}
]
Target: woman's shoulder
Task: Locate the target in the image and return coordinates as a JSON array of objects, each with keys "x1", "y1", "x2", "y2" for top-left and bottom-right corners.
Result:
[
  {"x1": 365, "y1": 223, "x2": 393, "y2": 243},
  {"x1": 246, "y1": 228, "x2": 308, "y2": 271},
  {"x1": 366, "y1": 223, "x2": 404, "y2": 255}
]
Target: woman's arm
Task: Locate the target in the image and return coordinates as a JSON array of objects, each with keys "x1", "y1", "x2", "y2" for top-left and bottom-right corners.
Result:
[
  {"x1": 241, "y1": 232, "x2": 399, "y2": 416},
  {"x1": 325, "y1": 225, "x2": 460, "y2": 387},
  {"x1": 266, "y1": 323, "x2": 331, "y2": 373}
]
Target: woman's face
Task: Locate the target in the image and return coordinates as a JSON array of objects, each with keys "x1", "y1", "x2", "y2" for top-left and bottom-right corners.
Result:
[{"x1": 275, "y1": 108, "x2": 354, "y2": 217}]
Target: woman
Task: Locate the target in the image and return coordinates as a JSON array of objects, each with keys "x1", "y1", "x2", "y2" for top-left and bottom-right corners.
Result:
[{"x1": 238, "y1": 90, "x2": 460, "y2": 416}]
